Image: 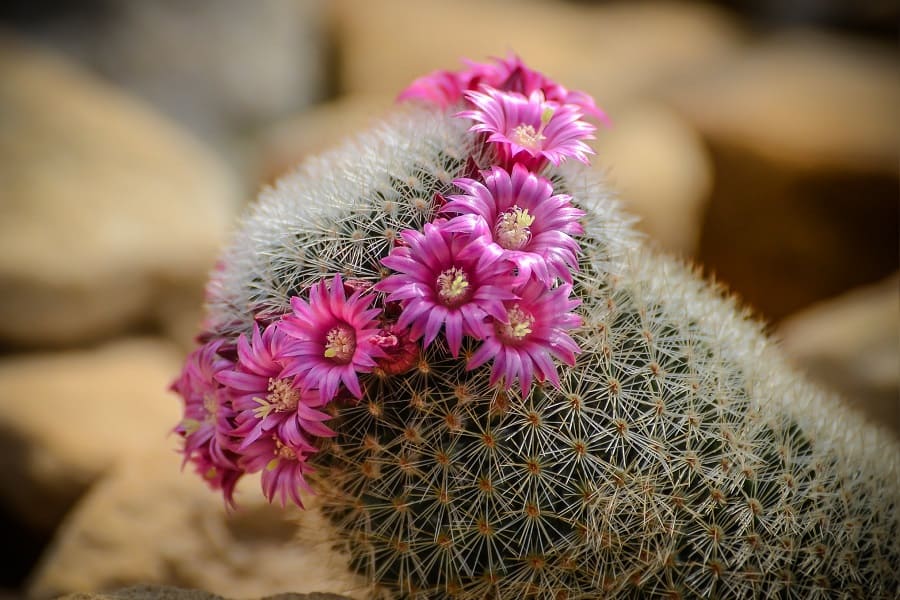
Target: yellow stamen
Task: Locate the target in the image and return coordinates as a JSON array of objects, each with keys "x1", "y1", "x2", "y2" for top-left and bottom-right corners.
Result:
[
  {"x1": 324, "y1": 326, "x2": 355, "y2": 363},
  {"x1": 437, "y1": 267, "x2": 471, "y2": 306},
  {"x1": 511, "y1": 124, "x2": 546, "y2": 150},
  {"x1": 501, "y1": 305, "x2": 535, "y2": 341},
  {"x1": 495, "y1": 206, "x2": 535, "y2": 250}
]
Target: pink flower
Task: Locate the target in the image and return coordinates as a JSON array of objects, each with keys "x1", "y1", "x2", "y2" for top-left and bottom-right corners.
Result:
[
  {"x1": 239, "y1": 434, "x2": 315, "y2": 508},
  {"x1": 171, "y1": 339, "x2": 243, "y2": 506},
  {"x1": 444, "y1": 164, "x2": 585, "y2": 284},
  {"x1": 376, "y1": 222, "x2": 517, "y2": 357},
  {"x1": 458, "y1": 88, "x2": 595, "y2": 170},
  {"x1": 185, "y1": 449, "x2": 244, "y2": 508},
  {"x1": 484, "y1": 54, "x2": 608, "y2": 123},
  {"x1": 278, "y1": 275, "x2": 384, "y2": 402},
  {"x1": 397, "y1": 69, "x2": 473, "y2": 109},
  {"x1": 398, "y1": 54, "x2": 608, "y2": 124},
  {"x1": 468, "y1": 279, "x2": 582, "y2": 396},
  {"x1": 216, "y1": 322, "x2": 335, "y2": 454}
]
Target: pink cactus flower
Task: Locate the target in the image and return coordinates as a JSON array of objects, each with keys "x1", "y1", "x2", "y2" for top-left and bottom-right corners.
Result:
[
  {"x1": 398, "y1": 54, "x2": 608, "y2": 124},
  {"x1": 487, "y1": 54, "x2": 609, "y2": 123},
  {"x1": 377, "y1": 222, "x2": 518, "y2": 357},
  {"x1": 216, "y1": 322, "x2": 335, "y2": 454},
  {"x1": 279, "y1": 275, "x2": 385, "y2": 402},
  {"x1": 186, "y1": 448, "x2": 244, "y2": 509},
  {"x1": 239, "y1": 434, "x2": 315, "y2": 508},
  {"x1": 444, "y1": 164, "x2": 585, "y2": 284},
  {"x1": 171, "y1": 338, "x2": 243, "y2": 506},
  {"x1": 468, "y1": 279, "x2": 582, "y2": 396},
  {"x1": 458, "y1": 88, "x2": 595, "y2": 170}
]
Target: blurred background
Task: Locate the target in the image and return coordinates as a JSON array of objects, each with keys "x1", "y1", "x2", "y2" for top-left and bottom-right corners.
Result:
[{"x1": 0, "y1": 0, "x2": 896, "y2": 598}]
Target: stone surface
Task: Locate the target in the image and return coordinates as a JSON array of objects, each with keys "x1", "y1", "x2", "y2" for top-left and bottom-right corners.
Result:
[
  {"x1": 594, "y1": 103, "x2": 712, "y2": 256},
  {"x1": 58, "y1": 584, "x2": 353, "y2": 600},
  {"x1": 57, "y1": 586, "x2": 226, "y2": 600},
  {"x1": 329, "y1": 0, "x2": 744, "y2": 110},
  {"x1": 3, "y1": 0, "x2": 326, "y2": 139},
  {"x1": 779, "y1": 274, "x2": 899, "y2": 437},
  {"x1": 0, "y1": 37, "x2": 240, "y2": 348},
  {"x1": 28, "y1": 451, "x2": 366, "y2": 600},
  {"x1": 664, "y1": 30, "x2": 899, "y2": 319},
  {"x1": 0, "y1": 339, "x2": 183, "y2": 531}
]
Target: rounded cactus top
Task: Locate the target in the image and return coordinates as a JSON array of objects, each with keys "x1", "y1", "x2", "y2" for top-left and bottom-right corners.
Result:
[
  {"x1": 171, "y1": 55, "x2": 899, "y2": 599},
  {"x1": 174, "y1": 54, "x2": 614, "y2": 506}
]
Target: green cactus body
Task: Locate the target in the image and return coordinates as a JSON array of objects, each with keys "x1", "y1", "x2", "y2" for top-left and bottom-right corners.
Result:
[{"x1": 205, "y1": 108, "x2": 899, "y2": 599}]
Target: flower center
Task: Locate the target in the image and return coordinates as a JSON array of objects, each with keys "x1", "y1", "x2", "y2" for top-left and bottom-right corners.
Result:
[
  {"x1": 436, "y1": 267, "x2": 471, "y2": 307},
  {"x1": 267, "y1": 378, "x2": 299, "y2": 412},
  {"x1": 495, "y1": 206, "x2": 535, "y2": 250},
  {"x1": 499, "y1": 305, "x2": 535, "y2": 343},
  {"x1": 510, "y1": 106, "x2": 554, "y2": 150},
  {"x1": 511, "y1": 124, "x2": 546, "y2": 150},
  {"x1": 276, "y1": 441, "x2": 297, "y2": 461},
  {"x1": 267, "y1": 439, "x2": 298, "y2": 470},
  {"x1": 324, "y1": 325, "x2": 356, "y2": 364}
]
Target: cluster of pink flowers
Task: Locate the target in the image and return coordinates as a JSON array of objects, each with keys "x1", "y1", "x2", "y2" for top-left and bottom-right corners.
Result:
[{"x1": 171, "y1": 55, "x2": 603, "y2": 508}]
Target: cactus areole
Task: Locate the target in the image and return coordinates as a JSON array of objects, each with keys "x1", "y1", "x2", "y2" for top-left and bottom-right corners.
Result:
[{"x1": 173, "y1": 56, "x2": 899, "y2": 598}]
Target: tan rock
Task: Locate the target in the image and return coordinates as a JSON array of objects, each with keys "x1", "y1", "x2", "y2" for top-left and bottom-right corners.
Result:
[
  {"x1": 57, "y1": 586, "x2": 226, "y2": 600},
  {"x1": 0, "y1": 339, "x2": 183, "y2": 530},
  {"x1": 7, "y1": 0, "x2": 326, "y2": 137},
  {"x1": 58, "y1": 584, "x2": 352, "y2": 600},
  {"x1": 779, "y1": 274, "x2": 899, "y2": 437},
  {"x1": 0, "y1": 37, "x2": 240, "y2": 348},
  {"x1": 28, "y1": 451, "x2": 366, "y2": 600},
  {"x1": 595, "y1": 103, "x2": 712, "y2": 256},
  {"x1": 663, "y1": 30, "x2": 899, "y2": 319},
  {"x1": 329, "y1": 0, "x2": 744, "y2": 109}
]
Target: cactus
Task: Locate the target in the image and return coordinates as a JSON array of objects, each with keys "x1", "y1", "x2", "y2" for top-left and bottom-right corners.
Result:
[{"x1": 176, "y1": 57, "x2": 900, "y2": 599}]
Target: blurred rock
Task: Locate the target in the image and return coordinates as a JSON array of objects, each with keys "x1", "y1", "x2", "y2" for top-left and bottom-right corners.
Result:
[
  {"x1": 58, "y1": 584, "x2": 352, "y2": 600},
  {"x1": 596, "y1": 103, "x2": 712, "y2": 256},
  {"x1": 0, "y1": 37, "x2": 240, "y2": 348},
  {"x1": 57, "y1": 587, "x2": 225, "y2": 600},
  {"x1": 0, "y1": 0, "x2": 326, "y2": 139},
  {"x1": 664, "y1": 30, "x2": 899, "y2": 320},
  {"x1": 0, "y1": 339, "x2": 182, "y2": 531},
  {"x1": 714, "y1": 0, "x2": 898, "y2": 37},
  {"x1": 779, "y1": 274, "x2": 899, "y2": 436},
  {"x1": 329, "y1": 0, "x2": 744, "y2": 110},
  {"x1": 257, "y1": 94, "x2": 393, "y2": 185},
  {"x1": 28, "y1": 450, "x2": 366, "y2": 600}
]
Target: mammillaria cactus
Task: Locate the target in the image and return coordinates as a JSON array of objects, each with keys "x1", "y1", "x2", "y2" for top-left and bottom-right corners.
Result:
[{"x1": 173, "y1": 55, "x2": 899, "y2": 599}]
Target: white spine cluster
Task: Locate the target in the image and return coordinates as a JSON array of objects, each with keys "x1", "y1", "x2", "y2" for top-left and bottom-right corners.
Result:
[{"x1": 204, "y1": 110, "x2": 900, "y2": 599}]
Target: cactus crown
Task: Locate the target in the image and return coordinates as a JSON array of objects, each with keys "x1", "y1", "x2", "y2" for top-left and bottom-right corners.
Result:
[{"x1": 173, "y1": 55, "x2": 900, "y2": 598}]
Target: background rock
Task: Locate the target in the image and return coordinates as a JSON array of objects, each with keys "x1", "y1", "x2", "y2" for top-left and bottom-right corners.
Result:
[
  {"x1": 594, "y1": 103, "x2": 712, "y2": 256},
  {"x1": 664, "y1": 30, "x2": 899, "y2": 319},
  {"x1": 59, "y1": 584, "x2": 353, "y2": 600},
  {"x1": 0, "y1": 0, "x2": 326, "y2": 140},
  {"x1": 28, "y1": 450, "x2": 366, "y2": 600},
  {"x1": 779, "y1": 273, "x2": 899, "y2": 436},
  {"x1": 0, "y1": 37, "x2": 240, "y2": 348},
  {"x1": 329, "y1": 0, "x2": 744, "y2": 111},
  {"x1": 0, "y1": 339, "x2": 182, "y2": 531}
]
